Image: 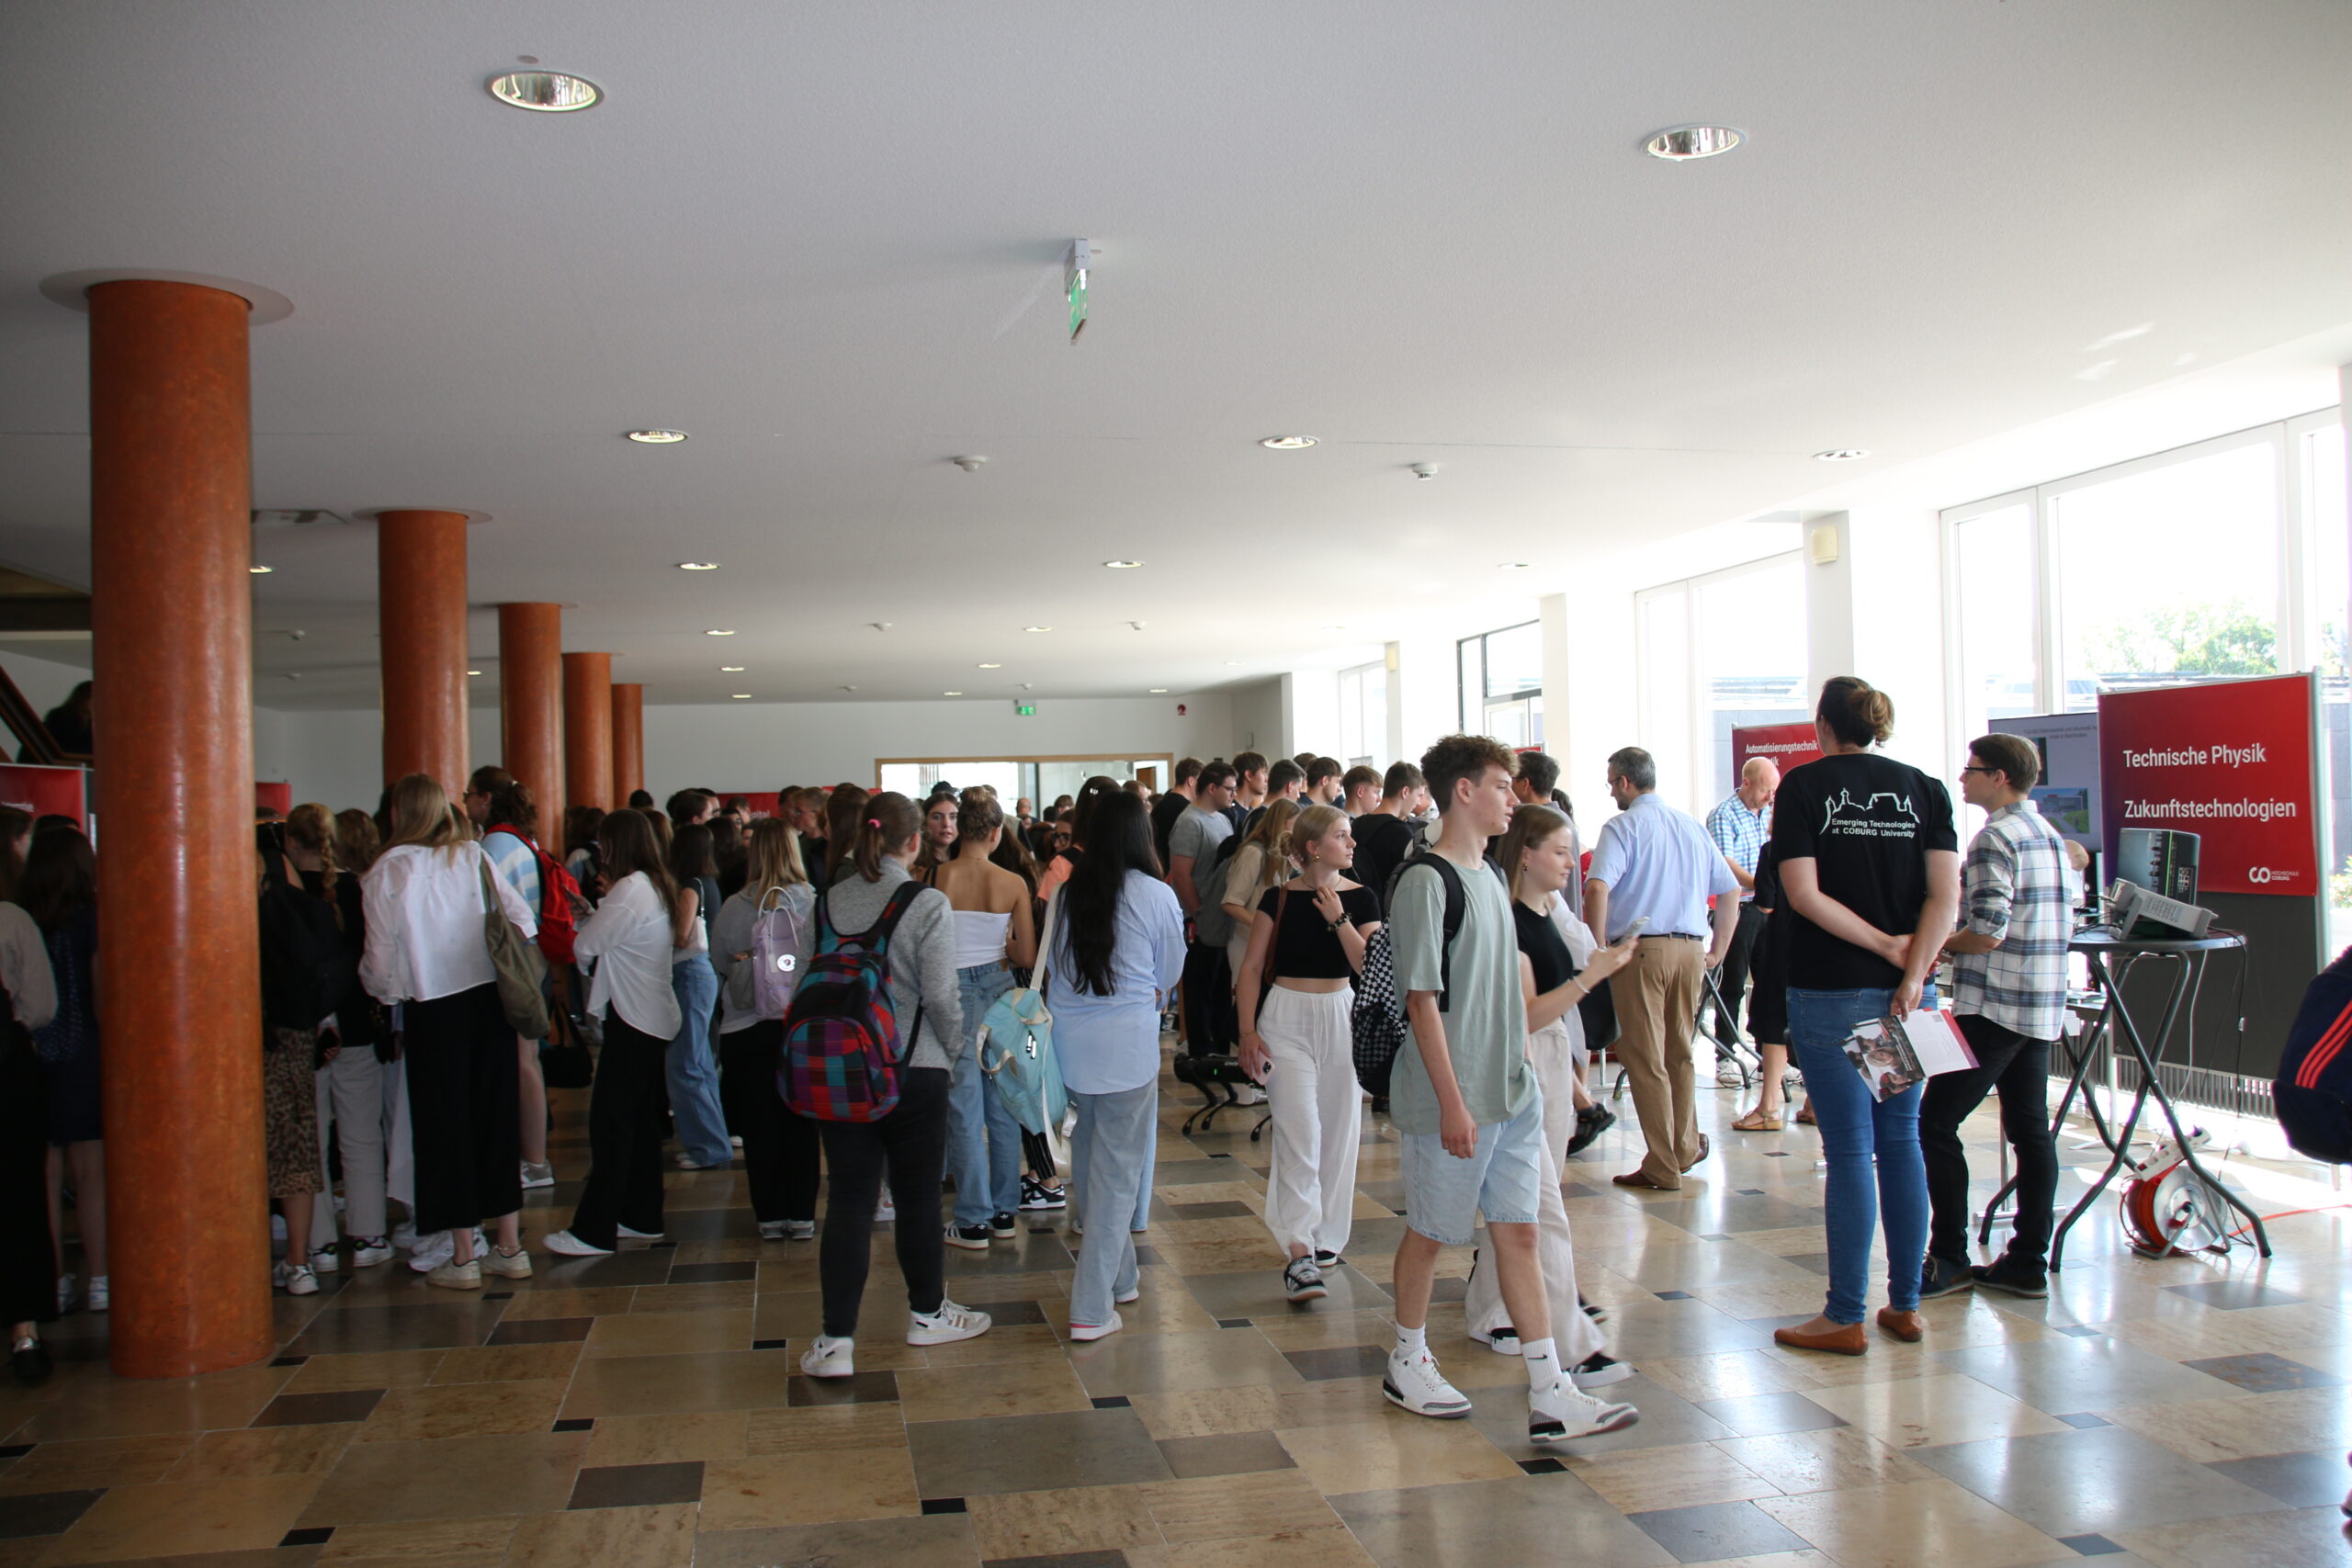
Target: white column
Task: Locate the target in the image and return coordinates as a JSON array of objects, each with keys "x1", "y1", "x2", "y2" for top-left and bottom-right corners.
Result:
[{"x1": 1539, "y1": 592, "x2": 1571, "y2": 763}]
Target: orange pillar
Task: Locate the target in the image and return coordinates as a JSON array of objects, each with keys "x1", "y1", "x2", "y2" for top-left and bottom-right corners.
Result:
[
  {"x1": 378, "y1": 510, "x2": 469, "y2": 793},
  {"x1": 498, "y1": 604, "x2": 564, "y2": 835},
  {"x1": 87, "y1": 279, "x2": 270, "y2": 1377},
  {"x1": 564, "y1": 652, "x2": 613, "y2": 811},
  {"x1": 611, "y1": 682, "x2": 644, "y2": 804}
]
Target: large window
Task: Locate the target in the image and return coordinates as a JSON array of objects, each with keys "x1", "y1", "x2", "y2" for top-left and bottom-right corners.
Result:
[
  {"x1": 874, "y1": 758, "x2": 1172, "y2": 811},
  {"x1": 1634, "y1": 555, "x2": 1807, "y2": 813},
  {"x1": 1458, "y1": 622, "x2": 1543, "y2": 747},
  {"x1": 1337, "y1": 660, "x2": 1387, "y2": 766},
  {"x1": 1947, "y1": 499, "x2": 2040, "y2": 748}
]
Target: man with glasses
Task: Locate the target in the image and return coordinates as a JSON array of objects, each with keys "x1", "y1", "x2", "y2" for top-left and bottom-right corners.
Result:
[{"x1": 1919, "y1": 736, "x2": 2071, "y2": 1301}]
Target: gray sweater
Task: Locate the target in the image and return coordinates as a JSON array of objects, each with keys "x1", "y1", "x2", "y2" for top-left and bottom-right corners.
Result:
[{"x1": 815, "y1": 857, "x2": 964, "y2": 1069}]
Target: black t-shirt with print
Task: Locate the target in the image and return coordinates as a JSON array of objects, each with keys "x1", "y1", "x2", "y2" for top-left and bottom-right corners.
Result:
[{"x1": 1769, "y1": 752, "x2": 1957, "y2": 991}]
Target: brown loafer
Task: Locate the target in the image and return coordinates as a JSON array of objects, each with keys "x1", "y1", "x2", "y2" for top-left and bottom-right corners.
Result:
[
  {"x1": 1611, "y1": 1171, "x2": 1676, "y2": 1190},
  {"x1": 1875, "y1": 1307, "x2": 1925, "y2": 1343},
  {"x1": 1772, "y1": 1320, "x2": 1867, "y2": 1356},
  {"x1": 1680, "y1": 1134, "x2": 1712, "y2": 1173}
]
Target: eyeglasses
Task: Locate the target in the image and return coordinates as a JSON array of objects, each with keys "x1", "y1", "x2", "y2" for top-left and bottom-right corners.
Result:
[{"x1": 1958, "y1": 765, "x2": 1997, "y2": 776}]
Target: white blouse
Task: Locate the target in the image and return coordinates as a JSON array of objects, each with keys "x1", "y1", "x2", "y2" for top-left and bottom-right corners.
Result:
[
  {"x1": 0, "y1": 902, "x2": 57, "y2": 1031},
  {"x1": 575, "y1": 871, "x2": 685, "y2": 1040},
  {"x1": 360, "y1": 842, "x2": 537, "y2": 1005}
]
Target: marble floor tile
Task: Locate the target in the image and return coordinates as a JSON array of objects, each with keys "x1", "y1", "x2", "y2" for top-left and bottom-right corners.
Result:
[
  {"x1": 1572, "y1": 1441, "x2": 1786, "y2": 1513},
  {"x1": 906, "y1": 1408, "x2": 1173, "y2": 1497},
  {"x1": 696, "y1": 1447, "x2": 922, "y2": 1529},
  {"x1": 281, "y1": 1354, "x2": 445, "y2": 1395},
  {"x1": 580, "y1": 1412, "x2": 750, "y2": 1468},
  {"x1": 1275, "y1": 1415, "x2": 1522, "y2": 1496},
  {"x1": 558, "y1": 1351, "x2": 798, "y2": 1419},
  {"x1": 1709, "y1": 1427, "x2": 1939, "y2": 1495},
  {"x1": 742, "y1": 1403, "x2": 902, "y2": 1457},
  {"x1": 1156, "y1": 1430, "x2": 1296, "y2": 1479},
  {"x1": 2094, "y1": 1387, "x2": 2352, "y2": 1464},
  {"x1": 1330, "y1": 1473, "x2": 1675, "y2": 1568},
  {"x1": 311, "y1": 1513, "x2": 514, "y2": 1568},
  {"x1": 964, "y1": 1482, "x2": 1159, "y2": 1560},
  {"x1": 1139, "y1": 1470, "x2": 1344, "y2": 1544},
  {"x1": 164, "y1": 1426, "x2": 355, "y2": 1482},
  {"x1": 295, "y1": 1432, "x2": 590, "y2": 1525},
  {"x1": 353, "y1": 1380, "x2": 568, "y2": 1443},
  {"x1": 0, "y1": 1436, "x2": 194, "y2": 1494},
  {"x1": 894, "y1": 1359, "x2": 1093, "y2": 1423},
  {"x1": 40, "y1": 1474, "x2": 322, "y2": 1564},
  {"x1": 1754, "y1": 1477, "x2": 2070, "y2": 1568},
  {"x1": 1068, "y1": 1329, "x2": 1305, "y2": 1398},
  {"x1": 1689, "y1": 1392, "x2": 1848, "y2": 1438},
  {"x1": 688, "y1": 1515, "x2": 978, "y2": 1568},
  {"x1": 504, "y1": 1502, "x2": 696, "y2": 1568},
  {"x1": 1799, "y1": 1373, "x2": 2075, "y2": 1449},
  {"x1": 2201, "y1": 1450, "x2": 2352, "y2": 1509},
  {"x1": 2109, "y1": 1504, "x2": 2352, "y2": 1568},
  {"x1": 1626, "y1": 1499, "x2": 1814, "y2": 1562},
  {"x1": 1929, "y1": 1337, "x2": 2244, "y2": 1415},
  {"x1": 582, "y1": 1309, "x2": 753, "y2": 1359},
  {"x1": 1908, "y1": 1424, "x2": 2289, "y2": 1536}
]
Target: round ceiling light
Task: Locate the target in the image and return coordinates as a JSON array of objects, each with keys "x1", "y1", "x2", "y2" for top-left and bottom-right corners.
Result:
[
  {"x1": 1102, "y1": 559, "x2": 1143, "y2": 570},
  {"x1": 488, "y1": 71, "x2": 603, "y2": 112},
  {"x1": 1258, "y1": 434, "x2": 1317, "y2": 450},
  {"x1": 1813, "y1": 448, "x2": 1871, "y2": 461},
  {"x1": 1023, "y1": 625, "x2": 1051, "y2": 633},
  {"x1": 249, "y1": 564, "x2": 273, "y2": 574},
  {"x1": 626, "y1": 429, "x2": 688, "y2": 445},
  {"x1": 1645, "y1": 125, "x2": 1743, "y2": 161},
  {"x1": 730, "y1": 694, "x2": 752, "y2": 699},
  {"x1": 943, "y1": 691, "x2": 963, "y2": 697},
  {"x1": 705, "y1": 627, "x2": 737, "y2": 637},
  {"x1": 466, "y1": 670, "x2": 482, "y2": 676},
  {"x1": 718, "y1": 665, "x2": 744, "y2": 672},
  {"x1": 978, "y1": 661, "x2": 1002, "y2": 669},
  {"x1": 1498, "y1": 561, "x2": 1531, "y2": 570},
  {"x1": 1148, "y1": 687, "x2": 1168, "y2": 694},
  {"x1": 677, "y1": 560, "x2": 718, "y2": 571}
]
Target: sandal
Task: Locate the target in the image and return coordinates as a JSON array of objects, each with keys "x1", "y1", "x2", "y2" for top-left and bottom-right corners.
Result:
[
  {"x1": 1795, "y1": 1102, "x2": 1816, "y2": 1125},
  {"x1": 1731, "y1": 1110, "x2": 1783, "y2": 1133}
]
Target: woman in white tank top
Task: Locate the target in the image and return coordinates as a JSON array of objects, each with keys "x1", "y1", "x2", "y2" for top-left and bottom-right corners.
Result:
[{"x1": 927, "y1": 791, "x2": 1039, "y2": 1246}]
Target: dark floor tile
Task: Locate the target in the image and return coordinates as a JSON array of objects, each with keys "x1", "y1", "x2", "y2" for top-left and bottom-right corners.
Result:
[
  {"x1": 552, "y1": 1417, "x2": 595, "y2": 1433},
  {"x1": 0, "y1": 1488, "x2": 105, "y2": 1539},
  {"x1": 1911, "y1": 1425, "x2": 2290, "y2": 1537},
  {"x1": 1736, "y1": 1189, "x2": 1766, "y2": 1196},
  {"x1": 961, "y1": 1299, "x2": 1049, "y2": 1326},
  {"x1": 269, "y1": 1356, "x2": 310, "y2": 1368},
  {"x1": 1281, "y1": 1345, "x2": 1391, "y2": 1382},
  {"x1": 2056, "y1": 1412, "x2": 2111, "y2": 1429},
  {"x1": 252, "y1": 1389, "x2": 386, "y2": 1427},
  {"x1": 1761, "y1": 1150, "x2": 1790, "y2": 1156},
  {"x1": 1690, "y1": 1392, "x2": 1848, "y2": 1438},
  {"x1": 1148, "y1": 1162, "x2": 1243, "y2": 1187},
  {"x1": 1627, "y1": 1500, "x2": 1812, "y2": 1562},
  {"x1": 1090, "y1": 1395, "x2": 1131, "y2": 1409},
  {"x1": 567, "y1": 1460, "x2": 707, "y2": 1509},
  {"x1": 751, "y1": 1338, "x2": 790, "y2": 1350},
  {"x1": 2161, "y1": 1280, "x2": 2303, "y2": 1310},
  {"x1": 0, "y1": 1443, "x2": 32, "y2": 1459},
  {"x1": 486, "y1": 1316, "x2": 595, "y2": 1346},
  {"x1": 786, "y1": 1371, "x2": 899, "y2": 1405},
  {"x1": 2204, "y1": 1450, "x2": 2352, "y2": 1507},
  {"x1": 1129, "y1": 1246, "x2": 1162, "y2": 1268},
  {"x1": 279, "y1": 1527, "x2": 336, "y2": 1547},
  {"x1": 1782, "y1": 1252, "x2": 1834, "y2": 1276},
  {"x1": 1655, "y1": 1290, "x2": 1695, "y2": 1302},
  {"x1": 2182, "y1": 1352, "x2": 2344, "y2": 1393},
  {"x1": 1216, "y1": 1318, "x2": 1251, "y2": 1330},
  {"x1": 908, "y1": 1408, "x2": 1173, "y2": 1497},
  {"x1": 1426, "y1": 1274, "x2": 1466, "y2": 1303},
  {"x1": 2056, "y1": 1325, "x2": 2105, "y2": 1338},
  {"x1": 983, "y1": 1553, "x2": 1128, "y2": 1568},
  {"x1": 696, "y1": 1516, "x2": 978, "y2": 1568},
  {"x1": 280, "y1": 1302, "x2": 507, "y2": 1356},
  {"x1": 481, "y1": 1292, "x2": 514, "y2": 1302},
  {"x1": 1518, "y1": 1457, "x2": 1566, "y2": 1474},
  {"x1": 1156, "y1": 1430, "x2": 1295, "y2": 1479},
  {"x1": 920, "y1": 1496, "x2": 968, "y2": 1515},
  {"x1": 2058, "y1": 1533, "x2": 2127, "y2": 1555},
  {"x1": 666, "y1": 1261, "x2": 757, "y2": 1285},
  {"x1": 1169, "y1": 1200, "x2": 1253, "y2": 1220},
  {"x1": 660, "y1": 1208, "x2": 763, "y2": 1240}
]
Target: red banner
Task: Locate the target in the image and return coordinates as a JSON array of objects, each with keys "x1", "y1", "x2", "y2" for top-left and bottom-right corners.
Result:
[
  {"x1": 0, "y1": 763, "x2": 87, "y2": 825},
  {"x1": 256, "y1": 781, "x2": 293, "y2": 818},
  {"x1": 2098, "y1": 673, "x2": 2318, "y2": 897},
  {"x1": 1731, "y1": 722, "x2": 1824, "y2": 777}
]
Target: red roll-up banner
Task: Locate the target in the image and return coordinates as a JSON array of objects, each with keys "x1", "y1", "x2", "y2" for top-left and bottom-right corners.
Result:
[
  {"x1": 1732, "y1": 722, "x2": 1824, "y2": 777},
  {"x1": 0, "y1": 763, "x2": 88, "y2": 824},
  {"x1": 2097, "y1": 672, "x2": 2319, "y2": 897}
]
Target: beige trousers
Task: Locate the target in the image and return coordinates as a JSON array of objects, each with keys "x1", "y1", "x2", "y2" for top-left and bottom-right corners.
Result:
[{"x1": 1611, "y1": 937, "x2": 1705, "y2": 1188}]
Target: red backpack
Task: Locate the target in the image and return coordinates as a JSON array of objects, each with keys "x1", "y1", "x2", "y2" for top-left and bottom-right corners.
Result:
[{"x1": 488, "y1": 824, "x2": 585, "y2": 966}]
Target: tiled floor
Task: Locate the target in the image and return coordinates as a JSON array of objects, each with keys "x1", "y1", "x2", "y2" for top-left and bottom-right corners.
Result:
[{"x1": 6, "y1": 1044, "x2": 2352, "y2": 1568}]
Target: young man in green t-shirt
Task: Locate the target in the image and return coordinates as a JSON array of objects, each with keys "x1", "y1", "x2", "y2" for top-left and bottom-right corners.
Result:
[{"x1": 1385, "y1": 735, "x2": 1639, "y2": 1444}]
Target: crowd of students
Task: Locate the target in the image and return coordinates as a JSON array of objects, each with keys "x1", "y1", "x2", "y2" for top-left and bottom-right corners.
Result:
[{"x1": 6, "y1": 672, "x2": 2072, "y2": 1466}]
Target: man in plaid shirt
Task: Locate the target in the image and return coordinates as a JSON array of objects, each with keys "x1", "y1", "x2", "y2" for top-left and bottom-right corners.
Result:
[
  {"x1": 1919, "y1": 734, "x2": 2073, "y2": 1300},
  {"x1": 1702, "y1": 758, "x2": 1777, "y2": 1047}
]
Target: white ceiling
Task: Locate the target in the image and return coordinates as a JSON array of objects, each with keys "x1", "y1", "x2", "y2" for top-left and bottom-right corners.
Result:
[{"x1": 4, "y1": 1, "x2": 2351, "y2": 709}]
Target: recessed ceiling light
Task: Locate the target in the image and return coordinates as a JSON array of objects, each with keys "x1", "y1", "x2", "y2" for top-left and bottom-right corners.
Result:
[
  {"x1": 1645, "y1": 124, "x2": 1743, "y2": 161},
  {"x1": 731, "y1": 694, "x2": 752, "y2": 699},
  {"x1": 488, "y1": 70, "x2": 603, "y2": 112},
  {"x1": 943, "y1": 691, "x2": 963, "y2": 697},
  {"x1": 466, "y1": 670, "x2": 482, "y2": 676},
  {"x1": 677, "y1": 561, "x2": 718, "y2": 571},
  {"x1": 1148, "y1": 688, "x2": 1168, "y2": 694},
  {"x1": 1258, "y1": 434, "x2": 1317, "y2": 450},
  {"x1": 1498, "y1": 561, "x2": 1531, "y2": 570},
  {"x1": 978, "y1": 661, "x2": 1002, "y2": 669},
  {"x1": 626, "y1": 429, "x2": 688, "y2": 445},
  {"x1": 1023, "y1": 626, "x2": 1051, "y2": 633},
  {"x1": 706, "y1": 628, "x2": 737, "y2": 637},
  {"x1": 1813, "y1": 448, "x2": 1870, "y2": 461},
  {"x1": 249, "y1": 564, "x2": 273, "y2": 574},
  {"x1": 1102, "y1": 559, "x2": 1144, "y2": 570}
]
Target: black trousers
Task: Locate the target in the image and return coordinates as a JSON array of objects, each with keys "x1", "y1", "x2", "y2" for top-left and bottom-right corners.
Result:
[
  {"x1": 404, "y1": 983, "x2": 522, "y2": 1235},
  {"x1": 816, "y1": 1066, "x2": 950, "y2": 1338},
  {"x1": 1180, "y1": 939, "x2": 1236, "y2": 1056},
  {"x1": 719, "y1": 1021, "x2": 821, "y2": 1224},
  {"x1": 1920, "y1": 1014, "x2": 2060, "y2": 1270},
  {"x1": 0, "y1": 1037, "x2": 53, "y2": 1325},
  {"x1": 1711, "y1": 902, "x2": 1767, "y2": 1045},
  {"x1": 569, "y1": 1010, "x2": 671, "y2": 1249}
]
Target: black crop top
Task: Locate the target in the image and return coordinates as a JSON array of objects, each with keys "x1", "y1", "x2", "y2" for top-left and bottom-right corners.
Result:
[
  {"x1": 1256, "y1": 883, "x2": 1383, "y2": 980},
  {"x1": 1514, "y1": 901, "x2": 1576, "y2": 995}
]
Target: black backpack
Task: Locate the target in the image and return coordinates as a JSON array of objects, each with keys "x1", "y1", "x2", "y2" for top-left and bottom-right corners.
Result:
[
  {"x1": 2275, "y1": 944, "x2": 2352, "y2": 1165},
  {"x1": 1349, "y1": 847, "x2": 1500, "y2": 1096}
]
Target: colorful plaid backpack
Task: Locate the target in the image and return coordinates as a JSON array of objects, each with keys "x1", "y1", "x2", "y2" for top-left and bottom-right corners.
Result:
[{"x1": 777, "y1": 882, "x2": 926, "y2": 1122}]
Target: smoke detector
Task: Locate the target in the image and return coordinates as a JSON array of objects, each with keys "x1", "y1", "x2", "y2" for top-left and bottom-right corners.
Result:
[{"x1": 951, "y1": 456, "x2": 988, "y2": 473}]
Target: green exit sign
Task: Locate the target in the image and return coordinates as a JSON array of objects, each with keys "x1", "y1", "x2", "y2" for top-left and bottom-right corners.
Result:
[
  {"x1": 1014, "y1": 703, "x2": 1037, "y2": 716},
  {"x1": 1066, "y1": 239, "x2": 1089, "y2": 344}
]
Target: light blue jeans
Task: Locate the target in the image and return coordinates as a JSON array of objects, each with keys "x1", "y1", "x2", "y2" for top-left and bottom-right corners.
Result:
[
  {"x1": 1072, "y1": 1079, "x2": 1155, "y2": 1232},
  {"x1": 1787, "y1": 985, "x2": 1932, "y2": 1324},
  {"x1": 666, "y1": 955, "x2": 730, "y2": 1168},
  {"x1": 949, "y1": 964, "x2": 1023, "y2": 1227},
  {"x1": 1068, "y1": 1082, "x2": 1156, "y2": 1326}
]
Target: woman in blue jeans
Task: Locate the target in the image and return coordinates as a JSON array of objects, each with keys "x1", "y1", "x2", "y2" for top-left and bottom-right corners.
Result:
[
  {"x1": 665, "y1": 825, "x2": 731, "y2": 1170},
  {"x1": 1766, "y1": 676, "x2": 1959, "y2": 1356},
  {"x1": 929, "y1": 789, "x2": 1038, "y2": 1249}
]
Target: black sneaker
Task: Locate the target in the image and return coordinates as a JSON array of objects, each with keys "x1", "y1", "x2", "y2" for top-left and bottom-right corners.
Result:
[
  {"x1": 1569, "y1": 1350, "x2": 1634, "y2": 1389},
  {"x1": 1313, "y1": 1249, "x2": 1343, "y2": 1269},
  {"x1": 944, "y1": 1223, "x2": 991, "y2": 1252},
  {"x1": 989, "y1": 1213, "x2": 1017, "y2": 1239},
  {"x1": 1566, "y1": 1106, "x2": 1615, "y2": 1157},
  {"x1": 1971, "y1": 1258, "x2": 2048, "y2": 1299},
  {"x1": 1283, "y1": 1257, "x2": 1329, "y2": 1303},
  {"x1": 1920, "y1": 1257, "x2": 1975, "y2": 1299},
  {"x1": 1019, "y1": 1176, "x2": 1067, "y2": 1212},
  {"x1": 1582, "y1": 1299, "x2": 1609, "y2": 1327}
]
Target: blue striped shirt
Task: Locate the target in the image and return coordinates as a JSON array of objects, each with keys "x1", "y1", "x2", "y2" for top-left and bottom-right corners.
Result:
[
  {"x1": 1704, "y1": 793, "x2": 1770, "y2": 904},
  {"x1": 1951, "y1": 801, "x2": 2072, "y2": 1041}
]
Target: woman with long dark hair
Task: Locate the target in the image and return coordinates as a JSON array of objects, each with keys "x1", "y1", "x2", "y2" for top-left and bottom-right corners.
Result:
[
  {"x1": 932, "y1": 789, "x2": 1038, "y2": 1249},
  {"x1": 1769, "y1": 677, "x2": 1959, "y2": 1356},
  {"x1": 710, "y1": 818, "x2": 820, "y2": 1240},
  {"x1": 545, "y1": 809, "x2": 686, "y2": 1257},
  {"x1": 666, "y1": 824, "x2": 731, "y2": 1170},
  {"x1": 798, "y1": 792, "x2": 989, "y2": 1379},
  {"x1": 360, "y1": 774, "x2": 538, "y2": 1288},
  {"x1": 21, "y1": 828, "x2": 102, "y2": 1314},
  {"x1": 1035, "y1": 775, "x2": 1119, "y2": 898},
  {"x1": 1046, "y1": 790, "x2": 1183, "y2": 1341}
]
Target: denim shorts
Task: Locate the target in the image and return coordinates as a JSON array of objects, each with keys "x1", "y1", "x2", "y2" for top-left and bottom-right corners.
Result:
[{"x1": 1397, "y1": 1091, "x2": 1545, "y2": 1247}]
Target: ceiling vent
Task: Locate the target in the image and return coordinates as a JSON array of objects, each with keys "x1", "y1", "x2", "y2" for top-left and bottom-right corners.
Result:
[{"x1": 251, "y1": 510, "x2": 353, "y2": 529}]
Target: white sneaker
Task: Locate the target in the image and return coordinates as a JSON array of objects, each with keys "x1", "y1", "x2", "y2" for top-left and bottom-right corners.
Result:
[
  {"x1": 1528, "y1": 1374, "x2": 1639, "y2": 1444},
  {"x1": 542, "y1": 1229, "x2": 614, "y2": 1258},
  {"x1": 1384, "y1": 1347, "x2": 1473, "y2": 1418},
  {"x1": 350, "y1": 1237, "x2": 395, "y2": 1269},
  {"x1": 309, "y1": 1246, "x2": 342, "y2": 1274},
  {"x1": 616, "y1": 1224, "x2": 665, "y2": 1241},
  {"x1": 1115, "y1": 1285, "x2": 1140, "y2": 1304},
  {"x1": 273, "y1": 1262, "x2": 319, "y2": 1297},
  {"x1": 427, "y1": 1259, "x2": 481, "y2": 1291},
  {"x1": 408, "y1": 1228, "x2": 486, "y2": 1273},
  {"x1": 1467, "y1": 1324, "x2": 1522, "y2": 1356},
  {"x1": 907, "y1": 1300, "x2": 991, "y2": 1346},
  {"x1": 875, "y1": 1193, "x2": 897, "y2": 1223},
  {"x1": 783, "y1": 1220, "x2": 816, "y2": 1241},
  {"x1": 1716, "y1": 1061, "x2": 1746, "y2": 1089},
  {"x1": 85, "y1": 1276, "x2": 108, "y2": 1313},
  {"x1": 520, "y1": 1161, "x2": 556, "y2": 1190},
  {"x1": 758, "y1": 1221, "x2": 787, "y2": 1241},
  {"x1": 800, "y1": 1336, "x2": 855, "y2": 1379},
  {"x1": 55, "y1": 1274, "x2": 76, "y2": 1314},
  {"x1": 480, "y1": 1246, "x2": 534, "y2": 1280},
  {"x1": 729, "y1": 1135, "x2": 743, "y2": 1147},
  {"x1": 390, "y1": 1220, "x2": 419, "y2": 1250},
  {"x1": 1069, "y1": 1309, "x2": 1123, "y2": 1343}
]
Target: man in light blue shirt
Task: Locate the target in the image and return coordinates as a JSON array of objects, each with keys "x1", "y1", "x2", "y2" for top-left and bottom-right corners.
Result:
[{"x1": 1583, "y1": 748, "x2": 1740, "y2": 1190}]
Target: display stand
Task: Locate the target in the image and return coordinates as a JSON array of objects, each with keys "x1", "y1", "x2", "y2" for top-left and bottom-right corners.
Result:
[{"x1": 2043, "y1": 929, "x2": 2270, "y2": 1268}]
